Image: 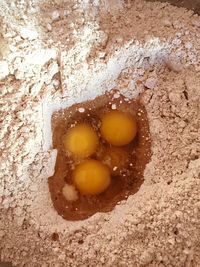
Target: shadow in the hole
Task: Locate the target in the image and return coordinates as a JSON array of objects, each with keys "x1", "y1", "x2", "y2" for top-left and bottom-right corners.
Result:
[
  {"x1": 0, "y1": 263, "x2": 13, "y2": 267},
  {"x1": 146, "y1": 0, "x2": 200, "y2": 14}
]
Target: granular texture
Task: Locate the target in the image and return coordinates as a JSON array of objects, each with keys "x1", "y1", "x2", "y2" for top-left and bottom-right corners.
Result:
[
  {"x1": 0, "y1": 0, "x2": 200, "y2": 266},
  {"x1": 49, "y1": 94, "x2": 151, "y2": 220}
]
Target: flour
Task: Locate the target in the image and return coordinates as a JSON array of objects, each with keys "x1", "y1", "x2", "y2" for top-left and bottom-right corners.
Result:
[{"x1": 0, "y1": 0, "x2": 200, "y2": 266}]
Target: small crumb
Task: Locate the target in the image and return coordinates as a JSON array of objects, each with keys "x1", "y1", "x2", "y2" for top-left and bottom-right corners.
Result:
[
  {"x1": 63, "y1": 10, "x2": 69, "y2": 17},
  {"x1": 113, "y1": 93, "x2": 120, "y2": 99},
  {"x1": 144, "y1": 77, "x2": 157, "y2": 89},
  {"x1": 20, "y1": 28, "x2": 38, "y2": 40},
  {"x1": 111, "y1": 104, "x2": 117, "y2": 110},
  {"x1": 62, "y1": 184, "x2": 78, "y2": 202},
  {"x1": 165, "y1": 58, "x2": 183, "y2": 72},
  {"x1": 116, "y1": 37, "x2": 123, "y2": 43},
  {"x1": 46, "y1": 24, "x2": 52, "y2": 31},
  {"x1": 78, "y1": 107, "x2": 85, "y2": 113},
  {"x1": 0, "y1": 61, "x2": 9, "y2": 80},
  {"x1": 162, "y1": 19, "x2": 172, "y2": 27},
  {"x1": 98, "y1": 51, "x2": 106, "y2": 59},
  {"x1": 185, "y1": 42, "x2": 193, "y2": 49},
  {"x1": 192, "y1": 19, "x2": 200, "y2": 27},
  {"x1": 51, "y1": 10, "x2": 60, "y2": 21}
]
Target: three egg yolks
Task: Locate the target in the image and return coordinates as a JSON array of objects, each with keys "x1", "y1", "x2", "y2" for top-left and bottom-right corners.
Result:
[{"x1": 63, "y1": 110, "x2": 137, "y2": 196}]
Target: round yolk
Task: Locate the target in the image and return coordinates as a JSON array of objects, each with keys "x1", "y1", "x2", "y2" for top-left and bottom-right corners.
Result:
[
  {"x1": 73, "y1": 159, "x2": 111, "y2": 195},
  {"x1": 99, "y1": 146, "x2": 128, "y2": 174},
  {"x1": 100, "y1": 110, "x2": 137, "y2": 146},
  {"x1": 63, "y1": 123, "x2": 99, "y2": 158}
]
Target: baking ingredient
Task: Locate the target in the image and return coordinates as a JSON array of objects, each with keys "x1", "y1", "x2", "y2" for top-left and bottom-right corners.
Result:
[
  {"x1": 100, "y1": 110, "x2": 137, "y2": 146},
  {"x1": 1, "y1": 0, "x2": 200, "y2": 266},
  {"x1": 62, "y1": 183, "x2": 78, "y2": 201},
  {"x1": 73, "y1": 159, "x2": 111, "y2": 195},
  {"x1": 49, "y1": 94, "x2": 150, "y2": 220},
  {"x1": 63, "y1": 123, "x2": 99, "y2": 158}
]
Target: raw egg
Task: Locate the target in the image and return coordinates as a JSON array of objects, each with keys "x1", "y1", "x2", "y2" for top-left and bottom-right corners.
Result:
[
  {"x1": 99, "y1": 146, "x2": 129, "y2": 174},
  {"x1": 73, "y1": 159, "x2": 111, "y2": 195},
  {"x1": 63, "y1": 123, "x2": 99, "y2": 158},
  {"x1": 100, "y1": 110, "x2": 137, "y2": 146}
]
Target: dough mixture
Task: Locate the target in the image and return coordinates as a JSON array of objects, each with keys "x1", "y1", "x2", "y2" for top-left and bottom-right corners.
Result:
[{"x1": 0, "y1": 0, "x2": 200, "y2": 266}]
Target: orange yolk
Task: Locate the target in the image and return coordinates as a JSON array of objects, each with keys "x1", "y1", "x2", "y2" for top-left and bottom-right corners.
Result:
[
  {"x1": 100, "y1": 110, "x2": 137, "y2": 146},
  {"x1": 73, "y1": 159, "x2": 111, "y2": 195},
  {"x1": 63, "y1": 123, "x2": 99, "y2": 158}
]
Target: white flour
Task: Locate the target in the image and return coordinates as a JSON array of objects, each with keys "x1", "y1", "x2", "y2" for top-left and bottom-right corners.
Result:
[{"x1": 0, "y1": 0, "x2": 200, "y2": 266}]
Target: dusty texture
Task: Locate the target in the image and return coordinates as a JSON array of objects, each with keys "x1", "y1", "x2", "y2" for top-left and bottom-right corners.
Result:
[
  {"x1": 49, "y1": 94, "x2": 151, "y2": 220},
  {"x1": 0, "y1": 0, "x2": 200, "y2": 266},
  {"x1": 147, "y1": 0, "x2": 200, "y2": 14}
]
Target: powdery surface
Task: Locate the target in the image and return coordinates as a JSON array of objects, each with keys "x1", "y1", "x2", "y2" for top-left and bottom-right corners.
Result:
[{"x1": 0, "y1": 0, "x2": 200, "y2": 266}]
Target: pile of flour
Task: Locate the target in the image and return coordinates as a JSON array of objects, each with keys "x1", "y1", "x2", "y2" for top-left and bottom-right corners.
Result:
[{"x1": 0, "y1": 0, "x2": 200, "y2": 266}]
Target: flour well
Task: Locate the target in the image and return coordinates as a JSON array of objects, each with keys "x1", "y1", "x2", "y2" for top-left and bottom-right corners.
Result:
[{"x1": 0, "y1": 0, "x2": 200, "y2": 266}]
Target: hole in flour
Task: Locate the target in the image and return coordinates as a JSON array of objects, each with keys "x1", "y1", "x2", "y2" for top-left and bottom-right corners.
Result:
[
  {"x1": 183, "y1": 90, "x2": 189, "y2": 101},
  {"x1": 69, "y1": 253, "x2": 74, "y2": 259},
  {"x1": 52, "y1": 232, "x2": 59, "y2": 241},
  {"x1": 173, "y1": 228, "x2": 179, "y2": 235},
  {"x1": 48, "y1": 91, "x2": 151, "y2": 220},
  {"x1": 192, "y1": 155, "x2": 199, "y2": 160}
]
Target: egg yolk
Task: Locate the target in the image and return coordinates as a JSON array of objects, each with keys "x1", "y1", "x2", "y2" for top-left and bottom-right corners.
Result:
[
  {"x1": 63, "y1": 123, "x2": 99, "y2": 158},
  {"x1": 99, "y1": 146, "x2": 128, "y2": 174},
  {"x1": 73, "y1": 159, "x2": 111, "y2": 195},
  {"x1": 100, "y1": 110, "x2": 137, "y2": 146}
]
